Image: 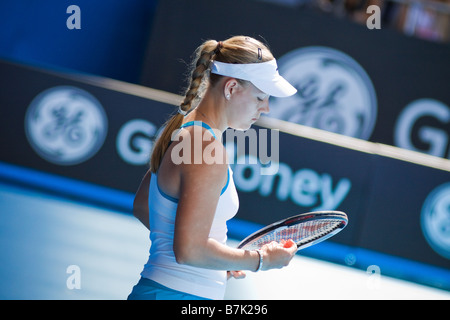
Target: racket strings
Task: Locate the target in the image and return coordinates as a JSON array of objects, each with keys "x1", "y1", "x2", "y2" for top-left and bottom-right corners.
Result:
[
  {"x1": 294, "y1": 219, "x2": 342, "y2": 246},
  {"x1": 243, "y1": 219, "x2": 342, "y2": 250}
]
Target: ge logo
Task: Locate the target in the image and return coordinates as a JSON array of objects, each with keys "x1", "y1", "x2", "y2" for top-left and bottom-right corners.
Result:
[
  {"x1": 395, "y1": 98, "x2": 450, "y2": 159},
  {"x1": 269, "y1": 47, "x2": 377, "y2": 140},
  {"x1": 421, "y1": 183, "x2": 450, "y2": 259},
  {"x1": 25, "y1": 86, "x2": 108, "y2": 165}
]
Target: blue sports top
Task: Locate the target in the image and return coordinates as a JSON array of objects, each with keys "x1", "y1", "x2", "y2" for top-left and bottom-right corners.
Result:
[{"x1": 140, "y1": 121, "x2": 239, "y2": 300}]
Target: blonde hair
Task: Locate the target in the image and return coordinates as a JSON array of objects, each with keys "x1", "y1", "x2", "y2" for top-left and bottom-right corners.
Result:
[{"x1": 149, "y1": 36, "x2": 274, "y2": 173}]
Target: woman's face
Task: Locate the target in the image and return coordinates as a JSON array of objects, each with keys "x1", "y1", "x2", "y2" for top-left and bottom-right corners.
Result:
[{"x1": 226, "y1": 80, "x2": 270, "y2": 130}]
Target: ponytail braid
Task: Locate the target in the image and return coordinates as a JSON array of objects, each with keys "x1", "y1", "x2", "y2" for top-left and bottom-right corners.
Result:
[
  {"x1": 179, "y1": 41, "x2": 220, "y2": 112},
  {"x1": 149, "y1": 40, "x2": 221, "y2": 173}
]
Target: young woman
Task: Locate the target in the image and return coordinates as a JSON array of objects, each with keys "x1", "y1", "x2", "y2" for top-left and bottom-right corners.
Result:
[{"x1": 128, "y1": 36, "x2": 298, "y2": 300}]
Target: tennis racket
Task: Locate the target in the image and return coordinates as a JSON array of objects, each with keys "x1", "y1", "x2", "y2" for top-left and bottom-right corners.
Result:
[{"x1": 237, "y1": 211, "x2": 348, "y2": 251}]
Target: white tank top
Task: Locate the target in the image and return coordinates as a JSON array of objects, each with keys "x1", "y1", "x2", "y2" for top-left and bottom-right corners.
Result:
[{"x1": 140, "y1": 122, "x2": 239, "y2": 300}]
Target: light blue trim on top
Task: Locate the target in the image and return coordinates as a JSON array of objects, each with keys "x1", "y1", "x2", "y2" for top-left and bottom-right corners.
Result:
[
  {"x1": 180, "y1": 121, "x2": 217, "y2": 139},
  {"x1": 155, "y1": 173, "x2": 178, "y2": 203},
  {"x1": 221, "y1": 168, "x2": 230, "y2": 195},
  {"x1": 179, "y1": 121, "x2": 229, "y2": 195}
]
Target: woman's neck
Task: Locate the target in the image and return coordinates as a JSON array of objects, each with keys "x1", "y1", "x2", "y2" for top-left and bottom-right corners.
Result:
[{"x1": 188, "y1": 89, "x2": 228, "y2": 133}]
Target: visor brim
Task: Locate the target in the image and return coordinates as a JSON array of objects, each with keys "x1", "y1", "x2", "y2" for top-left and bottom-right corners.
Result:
[
  {"x1": 251, "y1": 76, "x2": 297, "y2": 98},
  {"x1": 211, "y1": 59, "x2": 297, "y2": 98}
]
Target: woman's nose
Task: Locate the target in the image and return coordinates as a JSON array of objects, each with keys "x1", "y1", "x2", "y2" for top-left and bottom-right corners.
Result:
[{"x1": 260, "y1": 99, "x2": 270, "y2": 114}]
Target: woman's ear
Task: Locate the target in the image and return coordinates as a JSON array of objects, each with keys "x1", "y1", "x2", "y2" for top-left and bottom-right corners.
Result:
[{"x1": 223, "y1": 78, "x2": 238, "y2": 100}]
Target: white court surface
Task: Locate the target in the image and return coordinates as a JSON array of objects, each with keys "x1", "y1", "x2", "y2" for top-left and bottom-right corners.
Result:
[{"x1": 0, "y1": 182, "x2": 449, "y2": 300}]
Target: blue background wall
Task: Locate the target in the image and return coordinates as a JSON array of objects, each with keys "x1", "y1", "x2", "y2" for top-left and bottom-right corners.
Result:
[{"x1": 0, "y1": 0, "x2": 157, "y2": 83}]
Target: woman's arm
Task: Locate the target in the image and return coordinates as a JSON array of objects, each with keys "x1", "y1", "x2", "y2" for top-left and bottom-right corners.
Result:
[
  {"x1": 133, "y1": 170, "x2": 151, "y2": 230},
  {"x1": 172, "y1": 152, "x2": 296, "y2": 273}
]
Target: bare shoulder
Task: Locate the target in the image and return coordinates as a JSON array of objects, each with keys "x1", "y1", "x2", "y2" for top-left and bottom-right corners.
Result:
[
  {"x1": 171, "y1": 125, "x2": 228, "y2": 167},
  {"x1": 172, "y1": 126, "x2": 228, "y2": 194}
]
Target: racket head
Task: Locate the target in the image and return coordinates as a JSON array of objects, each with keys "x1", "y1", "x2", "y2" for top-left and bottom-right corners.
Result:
[{"x1": 237, "y1": 210, "x2": 348, "y2": 251}]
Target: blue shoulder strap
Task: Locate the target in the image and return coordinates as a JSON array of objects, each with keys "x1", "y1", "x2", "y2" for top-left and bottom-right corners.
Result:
[
  {"x1": 180, "y1": 121, "x2": 217, "y2": 139},
  {"x1": 179, "y1": 121, "x2": 229, "y2": 195}
]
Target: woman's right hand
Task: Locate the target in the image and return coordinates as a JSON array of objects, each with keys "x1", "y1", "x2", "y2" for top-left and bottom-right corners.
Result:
[{"x1": 258, "y1": 240, "x2": 297, "y2": 271}]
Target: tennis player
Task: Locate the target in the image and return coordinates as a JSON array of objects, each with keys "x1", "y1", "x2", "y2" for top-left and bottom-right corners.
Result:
[{"x1": 128, "y1": 36, "x2": 298, "y2": 300}]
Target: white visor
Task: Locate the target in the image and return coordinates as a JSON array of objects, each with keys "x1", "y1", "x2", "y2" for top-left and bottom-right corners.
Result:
[{"x1": 210, "y1": 59, "x2": 297, "y2": 97}]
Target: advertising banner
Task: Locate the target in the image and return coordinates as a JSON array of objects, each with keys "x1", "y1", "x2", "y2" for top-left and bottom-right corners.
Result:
[
  {"x1": 141, "y1": 0, "x2": 450, "y2": 160},
  {"x1": 0, "y1": 60, "x2": 178, "y2": 195}
]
